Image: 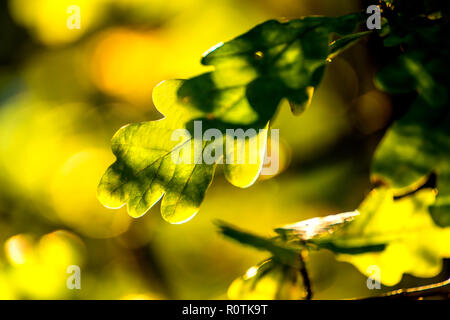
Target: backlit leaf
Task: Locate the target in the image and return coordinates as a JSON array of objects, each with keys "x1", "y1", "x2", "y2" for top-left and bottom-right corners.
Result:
[
  {"x1": 98, "y1": 14, "x2": 365, "y2": 222},
  {"x1": 314, "y1": 188, "x2": 450, "y2": 285},
  {"x1": 97, "y1": 81, "x2": 268, "y2": 223},
  {"x1": 216, "y1": 220, "x2": 298, "y2": 265}
]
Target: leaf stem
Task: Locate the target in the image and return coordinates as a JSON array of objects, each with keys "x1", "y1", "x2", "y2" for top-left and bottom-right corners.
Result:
[{"x1": 298, "y1": 251, "x2": 313, "y2": 300}]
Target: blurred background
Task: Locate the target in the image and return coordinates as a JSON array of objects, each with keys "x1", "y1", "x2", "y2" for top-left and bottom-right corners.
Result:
[{"x1": 0, "y1": 0, "x2": 447, "y2": 299}]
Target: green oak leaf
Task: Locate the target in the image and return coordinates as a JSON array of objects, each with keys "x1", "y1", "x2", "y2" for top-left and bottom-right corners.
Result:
[
  {"x1": 216, "y1": 220, "x2": 298, "y2": 265},
  {"x1": 189, "y1": 13, "x2": 364, "y2": 123},
  {"x1": 328, "y1": 31, "x2": 371, "y2": 61},
  {"x1": 372, "y1": 98, "x2": 450, "y2": 226},
  {"x1": 98, "y1": 14, "x2": 365, "y2": 223},
  {"x1": 314, "y1": 188, "x2": 450, "y2": 285},
  {"x1": 97, "y1": 80, "x2": 268, "y2": 223},
  {"x1": 375, "y1": 52, "x2": 448, "y2": 108},
  {"x1": 374, "y1": 20, "x2": 449, "y2": 225}
]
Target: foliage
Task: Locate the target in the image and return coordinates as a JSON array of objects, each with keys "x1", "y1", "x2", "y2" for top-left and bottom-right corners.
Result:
[
  {"x1": 373, "y1": 4, "x2": 450, "y2": 226},
  {"x1": 218, "y1": 187, "x2": 450, "y2": 295},
  {"x1": 315, "y1": 188, "x2": 450, "y2": 285},
  {"x1": 94, "y1": 0, "x2": 450, "y2": 299},
  {"x1": 97, "y1": 13, "x2": 367, "y2": 223}
]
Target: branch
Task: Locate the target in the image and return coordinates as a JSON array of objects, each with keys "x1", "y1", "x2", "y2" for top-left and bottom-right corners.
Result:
[
  {"x1": 361, "y1": 278, "x2": 450, "y2": 300},
  {"x1": 298, "y1": 251, "x2": 313, "y2": 300}
]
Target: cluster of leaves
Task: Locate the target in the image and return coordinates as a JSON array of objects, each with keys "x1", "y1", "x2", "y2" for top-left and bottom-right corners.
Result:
[
  {"x1": 373, "y1": 0, "x2": 450, "y2": 227},
  {"x1": 216, "y1": 1, "x2": 450, "y2": 298},
  {"x1": 220, "y1": 187, "x2": 450, "y2": 298},
  {"x1": 217, "y1": 210, "x2": 359, "y2": 299},
  {"x1": 97, "y1": 0, "x2": 450, "y2": 299},
  {"x1": 97, "y1": 13, "x2": 368, "y2": 223}
]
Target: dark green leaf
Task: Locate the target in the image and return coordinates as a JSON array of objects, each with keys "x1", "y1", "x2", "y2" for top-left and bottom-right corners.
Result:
[
  {"x1": 216, "y1": 220, "x2": 299, "y2": 265},
  {"x1": 328, "y1": 31, "x2": 371, "y2": 61},
  {"x1": 372, "y1": 97, "x2": 450, "y2": 226},
  {"x1": 98, "y1": 14, "x2": 365, "y2": 222},
  {"x1": 185, "y1": 13, "x2": 365, "y2": 127}
]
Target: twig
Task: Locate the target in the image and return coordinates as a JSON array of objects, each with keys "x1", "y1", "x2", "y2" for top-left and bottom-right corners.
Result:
[
  {"x1": 361, "y1": 277, "x2": 450, "y2": 300},
  {"x1": 298, "y1": 251, "x2": 313, "y2": 300}
]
